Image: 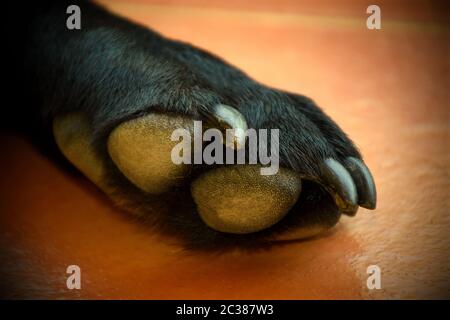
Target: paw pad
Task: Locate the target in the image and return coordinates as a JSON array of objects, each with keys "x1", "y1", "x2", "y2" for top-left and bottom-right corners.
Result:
[
  {"x1": 107, "y1": 113, "x2": 194, "y2": 194},
  {"x1": 191, "y1": 165, "x2": 302, "y2": 234}
]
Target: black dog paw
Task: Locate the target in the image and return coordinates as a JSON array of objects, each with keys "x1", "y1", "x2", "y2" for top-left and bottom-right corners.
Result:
[
  {"x1": 51, "y1": 80, "x2": 376, "y2": 251},
  {"x1": 30, "y1": 1, "x2": 376, "y2": 250}
]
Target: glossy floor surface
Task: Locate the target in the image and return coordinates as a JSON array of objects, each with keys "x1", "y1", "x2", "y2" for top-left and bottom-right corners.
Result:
[{"x1": 0, "y1": 0, "x2": 448, "y2": 299}]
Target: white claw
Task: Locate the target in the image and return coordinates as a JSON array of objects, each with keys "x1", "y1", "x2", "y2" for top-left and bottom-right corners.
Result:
[{"x1": 213, "y1": 104, "x2": 248, "y2": 150}]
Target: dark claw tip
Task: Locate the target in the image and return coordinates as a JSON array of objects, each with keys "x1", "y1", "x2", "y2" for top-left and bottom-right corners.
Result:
[
  {"x1": 321, "y1": 158, "x2": 358, "y2": 215},
  {"x1": 345, "y1": 157, "x2": 377, "y2": 210}
]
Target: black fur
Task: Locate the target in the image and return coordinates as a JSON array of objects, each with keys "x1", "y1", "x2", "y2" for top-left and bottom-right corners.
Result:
[{"x1": 9, "y1": 0, "x2": 362, "y2": 251}]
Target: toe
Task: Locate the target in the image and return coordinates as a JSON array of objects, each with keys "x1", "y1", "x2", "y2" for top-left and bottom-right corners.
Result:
[
  {"x1": 107, "y1": 113, "x2": 194, "y2": 194},
  {"x1": 191, "y1": 165, "x2": 302, "y2": 234},
  {"x1": 53, "y1": 112, "x2": 110, "y2": 192}
]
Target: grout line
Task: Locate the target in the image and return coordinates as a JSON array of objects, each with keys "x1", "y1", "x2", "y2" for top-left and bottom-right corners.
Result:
[{"x1": 97, "y1": 1, "x2": 449, "y2": 33}]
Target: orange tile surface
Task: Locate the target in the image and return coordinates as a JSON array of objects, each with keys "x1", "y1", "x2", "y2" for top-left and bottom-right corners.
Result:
[{"x1": 0, "y1": 0, "x2": 448, "y2": 299}]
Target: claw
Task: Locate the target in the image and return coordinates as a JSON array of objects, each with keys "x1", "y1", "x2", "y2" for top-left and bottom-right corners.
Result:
[
  {"x1": 201, "y1": 104, "x2": 248, "y2": 149},
  {"x1": 345, "y1": 157, "x2": 377, "y2": 209},
  {"x1": 320, "y1": 158, "x2": 359, "y2": 216}
]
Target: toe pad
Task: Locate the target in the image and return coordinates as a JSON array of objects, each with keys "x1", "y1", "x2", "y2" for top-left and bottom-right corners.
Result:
[
  {"x1": 107, "y1": 113, "x2": 194, "y2": 194},
  {"x1": 191, "y1": 165, "x2": 302, "y2": 234}
]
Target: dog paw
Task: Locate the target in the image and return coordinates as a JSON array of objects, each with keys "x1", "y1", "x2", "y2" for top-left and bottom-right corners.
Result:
[
  {"x1": 53, "y1": 96, "x2": 375, "y2": 251},
  {"x1": 47, "y1": 24, "x2": 376, "y2": 250}
]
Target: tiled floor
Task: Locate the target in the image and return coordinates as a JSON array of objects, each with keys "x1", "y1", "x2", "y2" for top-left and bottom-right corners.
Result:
[{"x1": 0, "y1": 0, "x2": 448, "y2": 299}]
